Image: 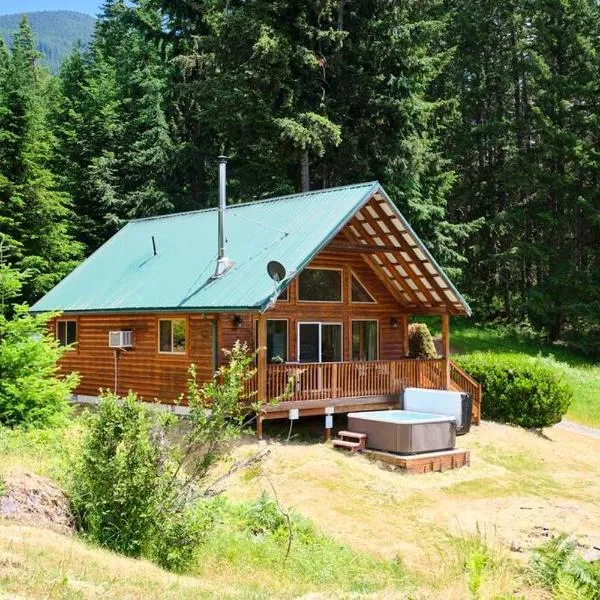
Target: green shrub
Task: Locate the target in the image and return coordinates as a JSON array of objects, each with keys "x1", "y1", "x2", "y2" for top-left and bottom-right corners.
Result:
[
  {"x1": 529, "y1": 534, "x2": 600, "y2": 599},
  {"x1": 71, "y1": 342, "x2": 259, "y2": 572},
  {"x1": 454, "y1": 353, "x2": 572, "y2": 428},
  {"x1": 70, "y1": 392, "x2": 179, "y2": 556},
  {"x1": 408, "y1": 323, "x2": 438, "y2": 358},
  {"x1": 0, "y1": 306, "x2": 79, "y2": 427}
]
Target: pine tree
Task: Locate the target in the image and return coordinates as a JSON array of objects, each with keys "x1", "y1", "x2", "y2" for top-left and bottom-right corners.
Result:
[{"x1": 0, "y1": 16, "x2": 81, "y2": 302}]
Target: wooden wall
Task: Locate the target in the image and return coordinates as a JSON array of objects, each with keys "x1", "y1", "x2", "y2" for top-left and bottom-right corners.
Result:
[{"x1": 55, "y1": 313, "x2": 214, "y2": 402}]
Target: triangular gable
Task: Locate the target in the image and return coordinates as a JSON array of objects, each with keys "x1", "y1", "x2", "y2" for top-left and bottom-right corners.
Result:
[{"x1": 321, "y1": 190, "x2": 471, "y2": 316}]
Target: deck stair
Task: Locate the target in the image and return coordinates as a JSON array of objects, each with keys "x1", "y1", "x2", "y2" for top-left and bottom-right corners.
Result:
[{"x1": 332, "y1": 430, "x2": 367, "y2": 452}]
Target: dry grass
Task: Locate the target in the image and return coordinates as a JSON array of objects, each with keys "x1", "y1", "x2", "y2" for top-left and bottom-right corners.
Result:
[{"x1": 0, "y1": 524, "x2": 237, "y2": 599}]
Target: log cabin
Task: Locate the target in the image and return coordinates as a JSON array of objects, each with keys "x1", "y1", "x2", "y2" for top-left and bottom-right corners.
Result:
[{"x1": 31, "y1": 160, "x2": 480, "y2": 437}]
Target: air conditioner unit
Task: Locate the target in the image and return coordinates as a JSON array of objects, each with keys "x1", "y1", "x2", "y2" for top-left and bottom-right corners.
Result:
[{"x1": 108, "y1": 330, "x2": 133, "y2": 348}]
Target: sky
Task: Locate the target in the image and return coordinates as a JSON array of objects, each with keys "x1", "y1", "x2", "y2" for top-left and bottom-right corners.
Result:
[{"x1": 0, "y1": 0, "x2": 102, "y2": 16}]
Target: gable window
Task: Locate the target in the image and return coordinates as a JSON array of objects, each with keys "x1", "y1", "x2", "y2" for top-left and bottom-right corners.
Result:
[
  {"x1": 352, "y1": 320, "x2": 378, "y2": 361},
  {"x1": 56, "y1": 319, "x2": 77, "y2": 347},
  {"x1": 256, "y1": 319, "x2": 288, "y2": 363},
  {"x1": 351, "y1": 273, "x2": 376, "y2": 303},
  {"x1": 159, "y1": 318, "x2": 186, "y2": 354},
  {"x1": 278, "y1": 287, "x2": 289, "y2": 301},
  {"x1": 298, "y1": 268, "x2": 342, "y2": 302}
]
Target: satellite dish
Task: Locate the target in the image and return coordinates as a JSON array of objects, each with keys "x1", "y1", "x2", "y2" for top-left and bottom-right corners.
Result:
[{"x1": 267, "y1": 260, "x2": 286, "y2": 283}]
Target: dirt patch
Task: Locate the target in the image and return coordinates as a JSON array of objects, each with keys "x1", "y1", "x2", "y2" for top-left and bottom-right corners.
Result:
[{"x1": 0, "y1": 469, "x2": 74, "y2": 534}]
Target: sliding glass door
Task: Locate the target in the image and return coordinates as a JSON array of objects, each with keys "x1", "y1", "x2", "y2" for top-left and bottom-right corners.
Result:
[{"x1": 298, "y1": 322, "x2": 342, "y2": 363}]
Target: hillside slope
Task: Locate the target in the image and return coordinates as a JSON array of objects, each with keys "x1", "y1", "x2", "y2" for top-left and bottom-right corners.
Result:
[{"x1": 0, "y1": 10, "x2": 95, "y2": 72}]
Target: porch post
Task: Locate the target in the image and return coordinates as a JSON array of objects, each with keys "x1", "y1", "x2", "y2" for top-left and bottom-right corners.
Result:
[
  {"x1": 257, "y1": 313, "x2": 267, "y2": 435},
  {"x1": 401, "y1": 315, "x2": 409, "y2": 357},
  {"x1": 441, "y1": 314, "x2": 450, "y2": 389}
]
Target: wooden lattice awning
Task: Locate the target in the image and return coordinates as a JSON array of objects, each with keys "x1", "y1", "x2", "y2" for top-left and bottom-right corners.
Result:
[{"x1": 330, "y1": 190, "x2": 471, "y2": 316}]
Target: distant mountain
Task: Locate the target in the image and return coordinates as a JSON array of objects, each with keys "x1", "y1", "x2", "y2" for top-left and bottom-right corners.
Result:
[{"x1": 0, "y1": 10, "x2": 95, "y2": 73}]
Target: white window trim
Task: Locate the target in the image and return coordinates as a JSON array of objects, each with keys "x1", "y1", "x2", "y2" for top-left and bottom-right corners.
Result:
[
  {"x1": 351, "y1": 319, "x2": 379, "y2": 361},
  {"x1": 56, "y1": 318, "x2": 77, "y2": 350},
  {"x1": 297, "y1": 321, "x2": 344, "y2": 363},
  {"x1": 158, "y1": 318, "x2": 187, "y2": 355},
  {"x1": 350, "y1": 271, "x2": 377, "y2": 304},
  {"x1": 297, "y1": 267, "x2": 344, "y2": 304}
]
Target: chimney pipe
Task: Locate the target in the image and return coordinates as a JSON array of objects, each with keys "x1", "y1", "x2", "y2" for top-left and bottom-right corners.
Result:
[{"x1": 213, "y1": 155, "x2": 233, "y2": 278}]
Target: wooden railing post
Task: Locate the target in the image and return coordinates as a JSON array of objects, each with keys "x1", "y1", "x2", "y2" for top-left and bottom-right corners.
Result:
[
  {"x1": 441, "y1": 314, "x2": 450, "y2": 389},
  {"x1": 402, "y1": 315, "x2": 409, "y2": 357},
  {"x1": 257, "y1": 313, "x2": 267, "y2": 404},
  {"x1": 331, "y1": 362, "x2": 338, "y2": 398}
]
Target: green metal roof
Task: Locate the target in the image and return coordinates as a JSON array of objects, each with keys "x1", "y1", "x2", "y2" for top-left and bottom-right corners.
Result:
[{"x1": 31, "y1": 182, "x2": 380, "y2": 314}]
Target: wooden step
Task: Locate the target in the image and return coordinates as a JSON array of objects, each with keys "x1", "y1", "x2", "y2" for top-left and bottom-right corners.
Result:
[
  {"x1": 332, "y1": 439, "x2": 362, "y2": 451},
  {"x1": 338, "y1": 430, "x2": 367, "y2": 440}
]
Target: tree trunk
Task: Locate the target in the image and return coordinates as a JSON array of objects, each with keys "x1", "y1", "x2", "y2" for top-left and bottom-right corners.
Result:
[{"x1": 301, "y1": 150, "x2": 310, "y2": 192}]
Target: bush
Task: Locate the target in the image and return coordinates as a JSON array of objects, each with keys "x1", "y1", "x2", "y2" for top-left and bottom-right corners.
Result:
[
  {"x1": 408, "y1": 323, "x2": 438, "y2": 358},
  {"x1": 454, "y1": 353, "x2": 572, "y2": 428},
  {"x1": 71, "y1": 392, "x2": 180, "y2": 556},
  {"x1": 0, "y1": 306, "x2": 79, "y2": 427},
  {"x1": 71, "y1": 342, "x2": 259, "y2": 572}
]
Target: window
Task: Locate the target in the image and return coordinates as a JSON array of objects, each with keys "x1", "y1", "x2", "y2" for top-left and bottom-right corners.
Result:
[
  {"x1": 298, "y1": 268, "x2": 342, "y2": 302},
  {"x1": 278, "y1": 286, "x2": 289, "y2": 301},
  {"x1": 255, "y1": 319, "x2": 288, "y2": 363},
  {"x1": 352, "y1": 320, "x2": 378, "y2": 361},
  {"x1": 56, "y1": 319, "x2": 77, "y2": 347},
  {"x1": 298, "y1": 322, "x2": 342, "y2": 362},
  {"x1": 159, "y1": 319, "x2": 186, "y2": 354},
  {"x1": 351, "y1": 273, "x2": 376, "y2": 303}
]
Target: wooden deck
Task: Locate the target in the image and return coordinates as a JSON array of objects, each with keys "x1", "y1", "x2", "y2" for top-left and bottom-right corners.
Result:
[{"x1": 254, "y1": 358, "x2": 482, "y2": 438}]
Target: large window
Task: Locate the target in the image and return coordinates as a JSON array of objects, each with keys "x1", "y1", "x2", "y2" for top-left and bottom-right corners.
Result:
[
  {"x1": 298, "y1": 268, "x2": 342, "y2": 302},
  {"x1": 352, "y1": 320, "x2": 378, "y2": 361},
  {"x1": 159, "y1": 318, "x2": 186, "y2": 354},
  {"x1": 298, "y1": 322, "x2": 342, "y2": 362},
  {"x1": 256, "y1": 319, "x2": 288, "y2": 363},
  {"x1": 56, "y1": 319, "x2": 77, "y2": 347}
]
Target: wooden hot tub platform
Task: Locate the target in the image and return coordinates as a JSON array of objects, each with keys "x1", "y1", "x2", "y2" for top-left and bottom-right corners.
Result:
[{"x1": 365, "y1": 448, "x2": 470, "y2": 474}]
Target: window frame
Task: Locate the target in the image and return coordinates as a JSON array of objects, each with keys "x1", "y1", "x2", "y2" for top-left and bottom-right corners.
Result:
[
  {"x1": 297, "y1": 267, "x2": 343, "y2": 304},
  {"x1": 157, "y1": 317, "x2": 189, "y2": 356},
  {"x1": 297, "y1": 321, "x2": 344, "y2": 363},
  {"x1": 351, "y1": 319, "x2": 379, "y2": 361},
  {"x1": 350, "y1": 271, "x2": 377, "y2": 304},
  {"x1": 56, "y1": 318, "x2": 78, "y2": 350}
]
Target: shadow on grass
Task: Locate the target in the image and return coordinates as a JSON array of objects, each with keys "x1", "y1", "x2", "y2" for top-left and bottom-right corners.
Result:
[{"x1": 259, "y1": 414, "x2": 351, "y2": 444}]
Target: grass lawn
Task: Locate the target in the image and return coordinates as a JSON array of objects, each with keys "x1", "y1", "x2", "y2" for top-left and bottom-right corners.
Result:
[{"x1": 427, "y1": 319, "x2": 600, "y2": 428}]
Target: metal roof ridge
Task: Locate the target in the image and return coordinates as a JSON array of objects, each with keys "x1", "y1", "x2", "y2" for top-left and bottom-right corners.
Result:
[{"x1": 128, "y1": 181, "x2": 381, "y2": 224}]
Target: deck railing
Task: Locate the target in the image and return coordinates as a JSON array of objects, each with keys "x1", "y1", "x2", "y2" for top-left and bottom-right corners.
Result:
[
  {"x1": 449, "y1": 361, "x2": 482, "y2": 424},
  {"x1": 266, "y1": 358, "x2": 447, "y2": 402},
  {"x1": 256, "y1": 358, "x2": 482, "y2": 424}
]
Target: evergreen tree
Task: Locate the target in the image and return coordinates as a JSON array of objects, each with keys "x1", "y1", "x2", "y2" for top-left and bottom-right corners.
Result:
[{"x1": 0, "y1": 16, "x2": 81, "y2": 302}]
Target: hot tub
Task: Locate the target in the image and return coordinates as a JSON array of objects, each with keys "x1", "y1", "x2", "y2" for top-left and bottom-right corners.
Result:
[{"x1": 347, "y1": 410, "x2": 456, "y2": 455}]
